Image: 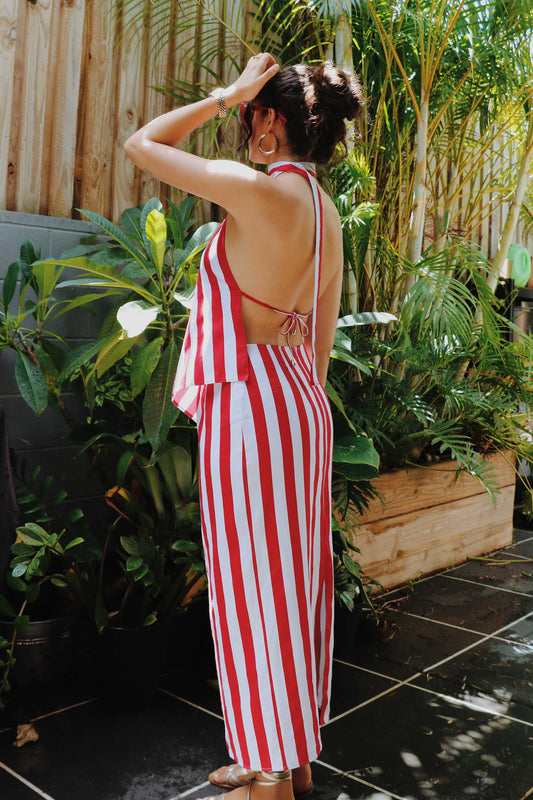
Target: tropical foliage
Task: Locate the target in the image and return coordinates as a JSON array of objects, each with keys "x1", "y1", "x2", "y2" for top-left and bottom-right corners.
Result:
[
  {"x1": 3, "y1": 0, "x2": 533, "y2": 650},
  {"x1": 0, "y1": 200, "x2": 216, "y2": 646}
]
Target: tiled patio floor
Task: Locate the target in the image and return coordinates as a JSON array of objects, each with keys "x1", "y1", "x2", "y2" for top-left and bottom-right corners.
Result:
[{"x1": 0, "y1": 527, "x2": 532, "y2": 800}]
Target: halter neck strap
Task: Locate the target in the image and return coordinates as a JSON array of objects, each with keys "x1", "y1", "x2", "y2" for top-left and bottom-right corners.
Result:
[{"x1": 267, "y1": 161, "x2": 323, "y2": 382}]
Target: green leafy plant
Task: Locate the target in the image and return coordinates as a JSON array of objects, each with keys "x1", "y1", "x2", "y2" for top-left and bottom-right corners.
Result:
[
  {"x1": 1, "y1": 199, "x2": 215, "y2": 643},
  {"x1": 92, "y1": 438, "x2": 204, "y2": 632},
  {"x1": 42, "y1": 196, "x2": 215, "y2": 455},
  {"x1": 0, "y1": 522, "x2": 88, "y2": 707},
  {"x1": 30, "y1": 198, "x2": 217, "y2": 630}
]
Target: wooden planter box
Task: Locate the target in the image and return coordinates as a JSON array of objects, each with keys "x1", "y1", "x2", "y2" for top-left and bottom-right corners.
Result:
[{"x1": 353, "y1": 451, "x2": 516, "y2": 590}]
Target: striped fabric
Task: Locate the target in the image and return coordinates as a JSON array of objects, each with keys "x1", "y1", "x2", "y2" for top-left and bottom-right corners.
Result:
[
  {"x1": 171, "y1": 216, "x2": 250, "y2": 421},
  {"x1": 171, "y1": 162, "x2": 323, "y2": 418},
  {"x1": 172, "y1": 162, "x2": 334, "y2": 771}
]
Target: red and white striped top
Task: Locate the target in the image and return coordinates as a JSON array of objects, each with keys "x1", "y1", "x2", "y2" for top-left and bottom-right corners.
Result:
[{"x1": 172, "y1": 161, "x2": 323, "y2": 421}]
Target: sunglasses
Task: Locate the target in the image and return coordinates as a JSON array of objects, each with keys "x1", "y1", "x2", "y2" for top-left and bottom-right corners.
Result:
[{"x1": 238, "y1": 101, "x2": 287, "y2": 128}]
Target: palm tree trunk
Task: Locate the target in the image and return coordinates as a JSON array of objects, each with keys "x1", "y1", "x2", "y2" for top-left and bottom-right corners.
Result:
[
  {"x1": 335, "y1": 13, "x2": 353, "y2": 70},
  {"x1": 407, "y1": 88, "x2": 429, "y2": 266},
  {"x1": 489, "y1": 112, "x2": 533, "y2": 292}
]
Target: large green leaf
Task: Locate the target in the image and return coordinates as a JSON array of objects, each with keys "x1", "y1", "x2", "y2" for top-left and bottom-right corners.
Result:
[
  {"x1": 20, "y1": 240, "x2": 39, "y2": 270},
  {"x1": 332, "y1": 462, "x2": 380, "y2": 481},
  {"x1": 130, "y1": 338, "x2": 161, "y2": 398},
  {"x1": 58, "y1": 336, "x2": 114, "y2": 384},
  {"x1": 143, "y1": 339, "x2": 180, "y2": 451},
  {"x1": 325, "y1": 380, "x2": 357, "y2": 432},
  {"x1": 145, "y1": 209, "x2": 167, "y2": 274},
  {"x1": 33, "y1": 343, "x2": 59, "y2": 380},
  {"x1": 120, "y1": 206, "x2": 143, "y2": 239},
  {"x1": 47, "y1": 290, "x2": 119, "y2": 322},
  {"x1": 181, "y1": 222, "x2": 219, "y2": 263},
  {"x1": 15, "y1": 352, "x2": 49, "y2": 415},
  {"x1": 2, "y1": 262, "x2": 19, "y2": 309},
  {"x1": 158, "y1": 444, "x2": 193, "y2": 501},
  {"x1": 333, "y1": 435, "x2": 380, "y2": 469},
  {"x1": 141, "y1": 199, "x2": 164, "y2": 261},
  {"x1": 166, "y1": 196, "x2": 195, "y2": 248},
  {"x1": 330, "y1": 342, "x2": 373, "y2": 373},
  {"x1": 52, "y1": 258, "x2": 154, "y2": 302},
  {"x1": 78, "y1": 208, "x2": 150, "y2": 266},
  {"x1": 95, "y1": 331, "x2": 140, "y2": 378},
  {"x1": 31, "y1": 262, "x2": 63, "y2": 306}
]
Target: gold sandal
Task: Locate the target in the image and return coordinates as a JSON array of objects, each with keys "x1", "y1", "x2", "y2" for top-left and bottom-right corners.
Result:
[
  {"x1": 209, "y1": 765, "x2": 313, "y2": 799},
  {"x1": 246, "y1": 770, "x2": 292, "y2": 800},
  {"x1": 203, "y1": 769, "x2": 295, "y2": 800},
  {"x1": 208, "y1": 764, "x2": 258, "y2": 790}
]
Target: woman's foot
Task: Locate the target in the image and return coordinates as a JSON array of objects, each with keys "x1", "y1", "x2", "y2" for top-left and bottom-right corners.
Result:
[
  {"x1": 208, "y1": 763, "x2": 313, "y2": 798},
  {"x1": 202, "y1": 771, "x2": 294, "y2": 800}
]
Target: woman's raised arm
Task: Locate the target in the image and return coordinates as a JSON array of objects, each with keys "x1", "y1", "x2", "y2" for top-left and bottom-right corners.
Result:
[{"x1": 123, "y1": 54, "x2": 279, "y2": 212}]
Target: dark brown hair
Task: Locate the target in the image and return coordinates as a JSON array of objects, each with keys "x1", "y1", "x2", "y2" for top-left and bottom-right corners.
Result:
[{"x1": 246, "y1": 62, "x2": 364, "y2": 164}]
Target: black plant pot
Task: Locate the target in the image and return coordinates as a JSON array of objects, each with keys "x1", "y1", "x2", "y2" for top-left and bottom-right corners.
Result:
[
  {"x1": 97, "y1": 621, "x2": 170, "y2": 712},
  {"x1": 165, "y1": 600, "x2": 215, "y2": 673},
  {"x1": 333, "y1": 599, "x2": 363, "y2": 659},
  {"x1": 0, "y1": 615, "x2": 74, "y2": 687}
]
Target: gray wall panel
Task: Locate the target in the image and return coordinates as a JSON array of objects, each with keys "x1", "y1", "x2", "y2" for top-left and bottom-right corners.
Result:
[{"x1": 1, "y1": 211, "x2": 116, "y2": 522}]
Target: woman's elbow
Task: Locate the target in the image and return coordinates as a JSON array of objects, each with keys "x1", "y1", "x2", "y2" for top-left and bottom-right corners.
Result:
[
  {"x1": 124, "y1": 133, "x2": 153, "y2": 169},
  {"x1": 124, "y1": 133, "x2": 141, "y2": 161}
]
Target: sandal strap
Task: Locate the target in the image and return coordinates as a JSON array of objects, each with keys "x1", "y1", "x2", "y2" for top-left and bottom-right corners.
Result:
[
  {"x1": 226, "y1": 765, "x2": 256, "y2": 787},
  {"x1": 255, "y1": 770, "x2": 293, "y2": 785},
  {"x1": 246, "y1": 769, "x2": 292, "y2": 800}
]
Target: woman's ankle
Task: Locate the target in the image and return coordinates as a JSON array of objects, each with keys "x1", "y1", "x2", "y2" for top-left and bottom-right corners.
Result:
[{"x1": 291, "y1": 764, "x2": 312, "y2": 790}]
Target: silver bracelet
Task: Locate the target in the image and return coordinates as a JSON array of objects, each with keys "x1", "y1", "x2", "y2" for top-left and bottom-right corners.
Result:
[{"x1": 210, "y1": 88, "x2": 227, "y2": 118}]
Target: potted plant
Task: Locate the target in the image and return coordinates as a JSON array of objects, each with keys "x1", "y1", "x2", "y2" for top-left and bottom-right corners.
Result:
[
  {"x1": 0, "y1": 520, "x2": 88, "y2": 702},
  {"x1": 90, "y1": 435, "x2": 205, "y2": 709},
  {"x1": 324, "y1": 150, "x2": 533, "y2": 590}
]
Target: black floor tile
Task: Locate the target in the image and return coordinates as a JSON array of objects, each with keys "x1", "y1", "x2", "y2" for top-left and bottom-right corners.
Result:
[
  {"x1": 512, "y1": 526, "x2": 533, "y2": 541},
  {"x1": 502, "y1": 537, "x2": 533, "y2": 559},
  {"x1": 0, "y1": 637, "x2": 99, "y2": 733},
  {"x1": 321, "y1": 683, "x2": 533, "y2": 800},
  {"x1": 446, "y1": 556, "x2": 533, "y2": 596},
  {"x1": 498, "y1": 613, "x2": 533, "y2": 645},
  {"x1": 414, "y1": 633, "x2": 533, "y2": 715},
  {"x1": 342, "y1": 609, "x2": 482, "y2": 681},
  {"x1": 160, "y1": 666, "x2": 223, "y2": 718},
  {"x1": 380, "y1": 575, "x2": 533, "y2": 635},
  {"x1": 413, "y1": 675, "x2": 533, "y2": 727},
  {"x1": 0, "y1": 766, "x2": 43, "y2": 799},
  {"x1": 329, "y1": 661, "x2": 398, "y2": 719},
  {"x1": 0, "y1": 693, "x2": 228, "y2": 800}
]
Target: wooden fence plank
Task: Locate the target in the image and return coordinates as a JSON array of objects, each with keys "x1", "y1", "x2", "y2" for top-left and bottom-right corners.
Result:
[
  {"x1": 139, "y1": 2, "x2": 170, "y2": 204},
  {"x1": 1, "y1": 0, "x2": 533, "y2": 249},
  {"x1": 14, "y1": 0, "x2": 54, "y2": 214},
  {"x1": 47, "y1": 0, "x2": 86, "y2": 218},
  {"x1": 74, "y1": 0, "x2": 118, "y2": 220},
  {"x1": 0, "y1": 0, "x2": 18, "y2": 209},
  {"x1": 111, "y1": 1, "x2": 147, "y2": 220}
]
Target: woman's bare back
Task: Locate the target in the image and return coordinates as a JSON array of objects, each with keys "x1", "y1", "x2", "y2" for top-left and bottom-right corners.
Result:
[{"x1": 224, "y1": 171, "x2": 343, "y2": 383}]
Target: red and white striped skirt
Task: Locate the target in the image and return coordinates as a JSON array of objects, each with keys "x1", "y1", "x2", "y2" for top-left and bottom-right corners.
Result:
[{"x1": 196, "y1": 343, "x2": 334, "y2": 771}]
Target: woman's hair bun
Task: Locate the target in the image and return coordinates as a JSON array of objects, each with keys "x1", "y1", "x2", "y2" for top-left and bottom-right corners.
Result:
[
  {"x1": 308, "y1": 62, "x2": 364, "y2": 123},
  {"x1": 254, "y1": 61, "x2": 365, "y2": 164}
]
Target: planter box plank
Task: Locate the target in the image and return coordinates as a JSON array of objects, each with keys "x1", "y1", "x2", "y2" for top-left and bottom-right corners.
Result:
[
  {"x1": 353, "y1": 453, "x2": 515, "y2": 590},
  {"x1": 361, "y1": 451, "x2": 515, "y2": 523}
]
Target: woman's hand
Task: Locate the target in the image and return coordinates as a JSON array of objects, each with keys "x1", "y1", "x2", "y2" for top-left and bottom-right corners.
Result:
[{"x1": 228, "y1": 53, "x2": 280, "y2": 104}]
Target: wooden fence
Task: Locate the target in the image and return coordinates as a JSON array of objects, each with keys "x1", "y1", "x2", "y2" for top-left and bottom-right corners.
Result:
[
  {"x1": 0, "y1": 0, "x2": 249, "y2": 224},
  {"x1": 0, "y1": 0, "x2": 532, "y2": 258}
]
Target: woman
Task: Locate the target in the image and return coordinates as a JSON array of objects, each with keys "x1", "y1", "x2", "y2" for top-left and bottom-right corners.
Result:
[{"x1": 125, "y1": 53, "x2": 363, "y2": 800}]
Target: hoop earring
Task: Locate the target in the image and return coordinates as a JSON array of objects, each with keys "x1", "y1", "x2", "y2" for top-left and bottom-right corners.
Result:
[{"x1": 258, "y1": 132, "x2": 278, "y2": 155}]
